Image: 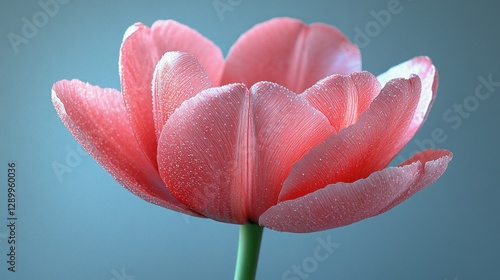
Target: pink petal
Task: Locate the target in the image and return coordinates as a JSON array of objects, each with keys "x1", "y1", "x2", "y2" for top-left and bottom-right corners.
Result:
[
  {"x1": 158, "y1": 84, "x2": 251, "y2": 224},
  {"x1": 152, "y1": 51, "x2": 212, "y2": 139},
  {"x1": 221, "y1": 17, "x2": 361, "y2": 93},
  {"x1": 249, "y1": 82, "x2": 335, "y2": 221},
  {"x1": 52, "y1": 80, "x2": 201, "y2": 217},
  {"x1": 280, "y1": 75, "x2": 422, "y2": 201},
  {"x1": 157, "y1": 83, "x2": 334, "y2": 224},
  {"x1": 149, "y1": 20, "x2": 224, "y2": 84},
  {"x1": 119, "y1": 21, "x2": 224, "y2": 166},
  {"x1": 376, "y1": 149, "x2": 452, "y2": 215},
  {"x1": 377, "y1": 56, "x2": 438, "y2": 144},
  {"x1": 302, "y1": 71, "x2": 381, "y2": 131},
  {"x1": 259, "y1": 149, "x2": 452, "y2": 233}
]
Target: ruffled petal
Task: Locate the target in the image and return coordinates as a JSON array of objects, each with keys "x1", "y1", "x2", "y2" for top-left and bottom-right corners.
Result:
[
  {"x1": 52, "y1": 80, "x2": 201, "y2": 216},
  {"x1": 152, "y1": 51, "x2": 212, "y2": 139},
  {"x1": 259, "y1": 149, "x2": 452, "y2": 233},
  {"x1": 280, "y1": 75, "x2": 422, "y2": 201},
  {"x1": 221, "y1": 17, "x2": 361, "y2": 93},
  {"x1": 119, "y1": 20, "x2": 224, "y2": 166},
  {"x1": 302, "y1": 71, "x2": 381, "y2": 131},
  {"x1": 377, "y1": 56, "x2": 438, "y2": 144}
]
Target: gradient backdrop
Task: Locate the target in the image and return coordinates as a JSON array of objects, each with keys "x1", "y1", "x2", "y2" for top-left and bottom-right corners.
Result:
[{"x1": 1, "y1": 0, "x2": 499, "y2": 279}]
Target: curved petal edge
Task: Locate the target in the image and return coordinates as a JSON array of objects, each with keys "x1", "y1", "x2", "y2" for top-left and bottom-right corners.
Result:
[
  {"x1": 259, "y1": 149, "x2": 452, "y2": 233},
  {"x1": 377, "y1": 56, "x2": 439, "y2": 144}
]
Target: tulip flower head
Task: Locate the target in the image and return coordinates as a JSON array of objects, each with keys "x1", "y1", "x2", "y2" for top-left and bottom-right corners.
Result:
[{"x1": 52, "y1": 18, "x2": 452, "y2": 234}]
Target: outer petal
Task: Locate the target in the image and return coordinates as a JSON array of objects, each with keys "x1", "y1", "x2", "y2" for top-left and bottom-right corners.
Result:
[
  {"x1": 221, "y1": 17, "x2": 361, "y2": 93},
  {"x1": 302, "y1": 71, "x2": 381, "y2": 131},
  {"x1": 152, "y1": 51, "x2": 212, "y2": 139},
  {"x1": 158, "y1": 84, "x2": 251, "y2": 224},
  {"x1": 377, "y1": 56, "x2": 438, "y2": 144},
  {"x1": 259, "y1": 149, "x2": 452, "y2": 233},
  {"x1": 280, "y1": 75, "x2": 421, "y2": 201},
  {"x1": 52, "y1": 80, "x2": 200, "y2": 216},
  {"x1": 119, "y1": 20, "x2": 224, "y2": 166},
  {"x1": 157, "y1": 83, "x2": 334, "y2": 224}
]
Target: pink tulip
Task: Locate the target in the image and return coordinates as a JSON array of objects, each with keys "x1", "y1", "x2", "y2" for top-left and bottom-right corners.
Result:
[{"x1": 52, "y1": 18, "x2": 452, "y2": 234}]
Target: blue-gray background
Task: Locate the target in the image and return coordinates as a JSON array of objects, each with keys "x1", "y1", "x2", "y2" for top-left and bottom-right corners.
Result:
[{"x1": 1, "y1": 0, "x2": 498, "y2": 279}]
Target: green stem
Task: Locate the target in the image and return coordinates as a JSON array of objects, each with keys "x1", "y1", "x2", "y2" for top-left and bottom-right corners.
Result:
[{"x1": 234, "y1": 224, "x2": 264, "y2": 280}]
